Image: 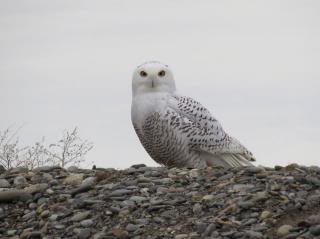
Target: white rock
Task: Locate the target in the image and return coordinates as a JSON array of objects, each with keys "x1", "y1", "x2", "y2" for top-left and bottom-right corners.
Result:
[
  {"x1": 277, "y1": 225, "x2": 293, "y2": 236},
  {"x1": 63, "y1": 174, "x2": 84, "y2": 186},
  {"x1": 202, "y1": 195, "x2": 214, "y2": 201}
]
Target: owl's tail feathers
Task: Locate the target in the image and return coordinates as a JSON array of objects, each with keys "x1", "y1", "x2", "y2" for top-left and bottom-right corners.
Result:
[{"x1": 204, "y1": 152, "x2": 254, "y2": 169}]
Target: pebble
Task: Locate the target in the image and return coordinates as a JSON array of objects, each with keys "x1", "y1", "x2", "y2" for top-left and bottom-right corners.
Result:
[
  {"x1": 129, "y1": 196, "x2": 148, "y2": 203},
  {"x1": 125, "y1": 223, "x2": 139, "y2": 232},
  {"x1": 13, "y1": 175, "x2": 27, "y2": 187},
  {"x1": 202, "y1": 195, "x2": 214, "y2": 201},
  {"x1": 22, "y1": 211, "x2": 36, "y2": 221},
  {"x1": 71, "y1": 211, "x2": 91, "y2": 222},
  {"x1": 192, "y1": 203, "x2": 202, "y2": 215},
  {"x1": 277, "y1": 225, "x2": 293, "y2": 236},
  {"x1": 202, "y1": 224, "x2": 216, "y2": 236},
  {"x1": 0, "y1": 190, "x2": 32, "y2": 202},
  {"x1": 245, "y1": 166, "x2": 264, "y2": 174},
  {"x1": 63, "y1": 174, "x2": 84, "y2": 185},
  {"x1": 49, "y1": 214, "x2": 59, "y2": 221},
  {"x1": 260, "y1": 210, "x2": 272, "y2": 220},
  {"x1": 24, "y1": 183, "x2": 49, "y2": 194},
  {"x1": 195, "y1": 222, "x2": 207, "y2": 234},
  {"x1": 80, "y1": 219, "x2": 94, "y2": 227},
  {"x1": 0, "y1": 179, "x2": 10, "y2": 188},
  {"x1": 82, "y1": 176, "x2": 96, "y2": 186},
  {"x1": 131, "y1": 164, "x2": 147, "y2": 169},
  {"x1": 10, "y1": 167, "x2": 28, "y2": 174},
  {"x1": 310, "y1": 224, "x2": 320, "y2": 236},
  {"x1": 175, "y1": 234, "x2": 189, "y2": 239},
  {"x1": 54, "y1": 224, "x2": 65, "y2": 230},
  {"x1": 232, "y1": 184, "x2": 254, "y2": 192},
  {"x1": 33, "y1": 165, "x2": 61, "y2": 172},
  {"x1": 109, "y1": 189, "x2": 133, "y2": 197},
  {"x1": 189, "y1": 169, "x2": 199, "y2": 178},
  {"x1": 71, "y1": 183, "x2": 93, "y2": 196},
  {"x1": 152, "y1": 178, "x2": 173, "y2": 184},
  {"x1": 40, "y1": 210, "x2": 50, "y2": 218},
  {"x1": 245, "y1": 230, "x2": 263, "y2": 238},
  {"x1": 74, "y1": 228, "x2": 91, "y2": 239},
  {"x1": 7, "y1": 230, "x2": 17, "y2": 236},
  {"x1": 238, "y1": 200, "x2": 255, "y2": 209},
  {"x1": 29, "y1": 202, "x2": 37, "y2": 209},
  {"x1": 252, "y1": 191, "x2": 269, "y2": 202},
  {"x1": 20, "y1": 231, "x2": 42, "y2": 239},
  {"x1": 307, "y1": 214, "x2": 320, "y2": 225}
]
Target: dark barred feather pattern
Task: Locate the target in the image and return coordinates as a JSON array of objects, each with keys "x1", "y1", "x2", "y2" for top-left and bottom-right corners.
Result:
[{"x1": 133, "y1": 94, "x2": 254, "y2": 168}]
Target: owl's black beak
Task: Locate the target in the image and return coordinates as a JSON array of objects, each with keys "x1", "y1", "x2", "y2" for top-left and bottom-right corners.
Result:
[{"x1": 151, "y1": 80, "x2": 154, "y2": 88}]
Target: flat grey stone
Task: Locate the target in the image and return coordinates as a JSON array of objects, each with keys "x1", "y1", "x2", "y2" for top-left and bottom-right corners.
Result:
[
  {"x1": 70, "y1": 211, "x2": 91, "y2": 222},
  {"x1": 0, "y1": 190, "x2": 32, "y2": 203}
]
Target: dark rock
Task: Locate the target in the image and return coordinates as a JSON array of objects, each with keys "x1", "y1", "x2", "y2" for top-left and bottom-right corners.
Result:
[
  {"x1": 245, "y1": 166, "x2": 264, "y2": 174},
  {"x1": 33, "y1": 165, "x2": 62, "y2": 172},
  {"x1": 109, "y1": 189, "x2": 133, "y2": 197},
  {"x1": 310, "y1": 225, "x2": 320, "y2": 236},
  {"x1": 131, "y1": 164, "x2": 147, "y2": 169},
  {"x1": 10, "y1": 167, "x2": 28, "y2": 174},
  {"x1": 202, "y1": 224, "x2": 216, "y2": 237},
  {"x1": 20, "y1": 231, "x2": 42, "y2": 239},
  {"x1": 274, "y1": 165, "x2": 283, "y2": 171},
  {"x1": 71, "y1": 183, "x2": 93, "y2": 197}
]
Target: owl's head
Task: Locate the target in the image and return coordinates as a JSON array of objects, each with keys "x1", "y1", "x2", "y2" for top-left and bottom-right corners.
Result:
[{"x1": 132, "y1": 61, "x2": 176, "y2": 97}]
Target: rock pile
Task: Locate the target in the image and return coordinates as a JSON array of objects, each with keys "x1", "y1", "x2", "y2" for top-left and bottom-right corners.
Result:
[{"x1": 1, "y1": 164, "x2": 320, "y2": 239}]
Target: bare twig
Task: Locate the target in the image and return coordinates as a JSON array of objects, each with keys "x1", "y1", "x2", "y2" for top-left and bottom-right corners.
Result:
[
  {"x1": 0, "y1": 126, "x2": 28, "y2": 169},
  {"x1": 47, "y1": 127, "x2": 93, "y2": 168}
]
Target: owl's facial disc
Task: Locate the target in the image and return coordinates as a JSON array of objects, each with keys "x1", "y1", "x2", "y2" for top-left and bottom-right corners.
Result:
[{"x1": 132, "y1": 62, "x2": 176, "y2": 96}]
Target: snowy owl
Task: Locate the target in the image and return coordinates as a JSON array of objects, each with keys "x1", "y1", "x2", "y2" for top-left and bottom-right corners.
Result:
[{"x1": 131, "y1": 61, "x2": 255, "y2": 169}]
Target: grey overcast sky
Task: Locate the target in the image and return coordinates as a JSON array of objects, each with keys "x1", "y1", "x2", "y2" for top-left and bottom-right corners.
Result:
[{"x1": 1, "y1": 0, "x2": 319, "y2": 169}]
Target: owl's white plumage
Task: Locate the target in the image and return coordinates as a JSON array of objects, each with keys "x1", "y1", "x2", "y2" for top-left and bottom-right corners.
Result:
[{"x1": 131, "y1": 61, "x2": 255, "y2": 169}]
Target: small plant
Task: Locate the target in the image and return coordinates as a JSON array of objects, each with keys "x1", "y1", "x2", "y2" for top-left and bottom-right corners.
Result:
[
  {"x1": 0, "y1": 126, "x2": 27, "y2": 170},
  {"x1": 22, "y1": 138, "x2": 52, "y2": 169},
  {"x1": 0, "y1": 126, "x2": 93, "y2": 170},
  {"x1": 47, "y1": 127, "x2": 93, "y2": 168}
]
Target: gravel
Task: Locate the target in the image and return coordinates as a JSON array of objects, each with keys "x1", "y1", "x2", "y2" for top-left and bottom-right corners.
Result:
[{"x1": 0, "y1": 163, "x2": 320, "y2": 238}]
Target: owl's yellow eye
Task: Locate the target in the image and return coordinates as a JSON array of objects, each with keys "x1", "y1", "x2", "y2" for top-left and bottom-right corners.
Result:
[
  {"x1": 140, "y1": 71, "x2": 148, "y2": 77},
  {"x1": 158, "y1": 70, "x2": 166, "y2": 77}
]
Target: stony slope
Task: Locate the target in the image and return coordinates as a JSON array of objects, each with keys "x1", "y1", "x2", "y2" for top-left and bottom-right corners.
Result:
[{"x1": 1, "y1": 164, "x2": 320, "y2": 239}]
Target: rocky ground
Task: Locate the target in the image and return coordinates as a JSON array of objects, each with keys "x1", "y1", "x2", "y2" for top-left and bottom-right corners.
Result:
[{"x1": 1, "y1": 164, "x2": 320, "y2": 239}]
